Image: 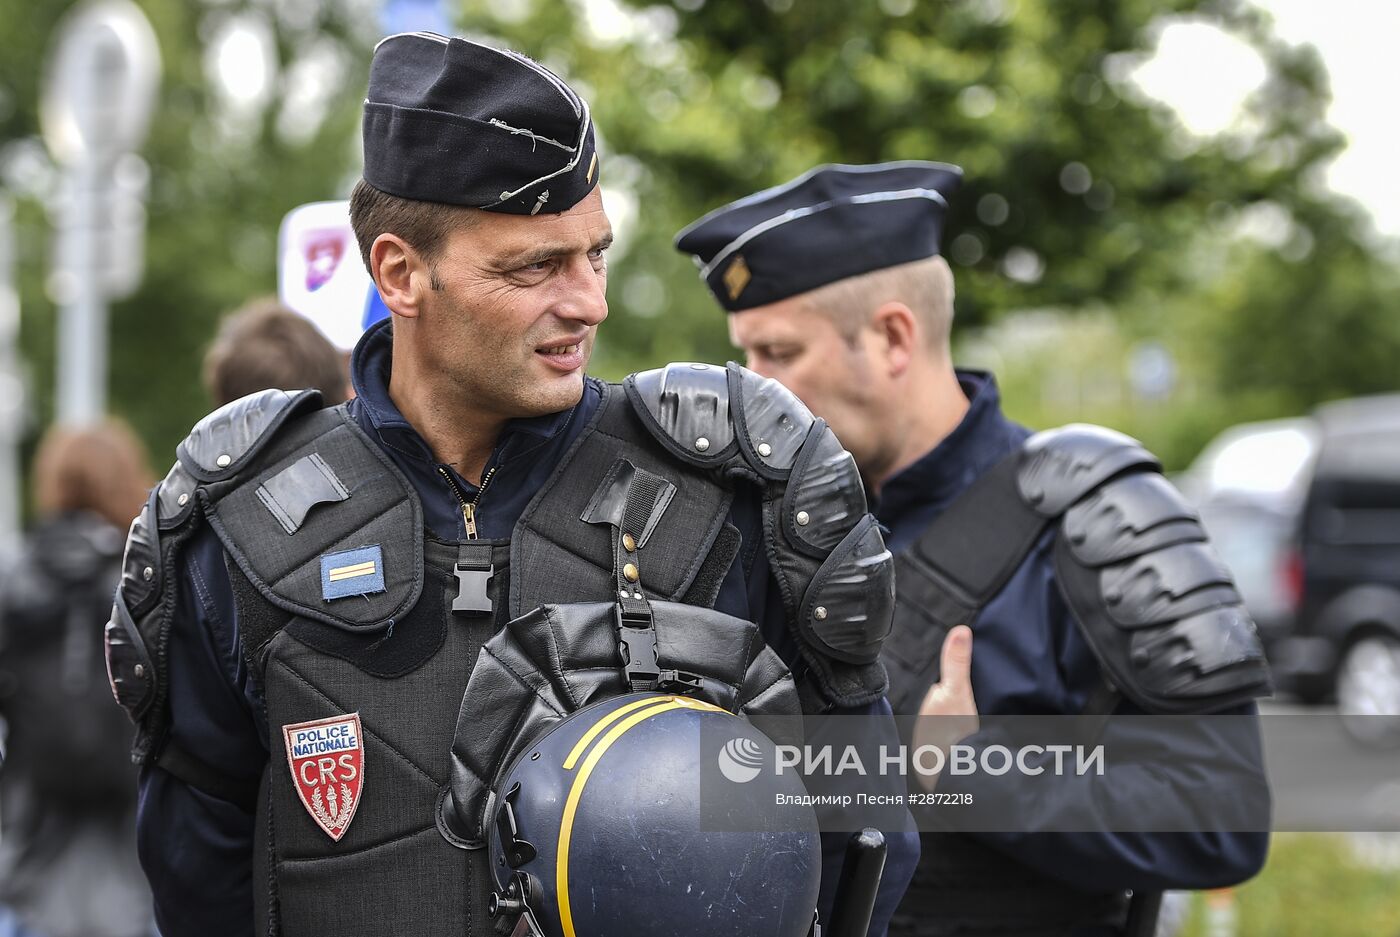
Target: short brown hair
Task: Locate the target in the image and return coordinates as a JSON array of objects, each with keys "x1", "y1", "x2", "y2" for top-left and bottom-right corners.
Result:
[
  {"x1": 203, "y1": 298, "x2": 348, "y2": 407},
  {"x1": 32, "y1": 419, "x2": 154, "y2": 530},
  {"x1": 348, "y1": 179, "x2": 480, "y2": 280}
]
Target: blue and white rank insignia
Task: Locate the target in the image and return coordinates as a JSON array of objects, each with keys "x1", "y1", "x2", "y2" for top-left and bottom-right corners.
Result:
[{"x1": 320, "y1": 546, "x2": 386, "y2": 601}]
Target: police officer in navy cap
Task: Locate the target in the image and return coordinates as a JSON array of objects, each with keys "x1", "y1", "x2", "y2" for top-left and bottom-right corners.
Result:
[
  {"x1": 677, "y1": 162, "x2": 1275, "y2": 937},
  {"x1": 107, "y1": 37, "x2": 916, "y2": 937}
]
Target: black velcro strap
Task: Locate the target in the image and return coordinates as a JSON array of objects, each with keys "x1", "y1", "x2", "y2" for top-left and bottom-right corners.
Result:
[
  {"x1": 681, "y1": 522, "x2": 742, "y2": 608},
  {"x1": 621, "y1": 469, "x2": 666, "y2": 541},
  {"x1": 156, "y1": 740, "x2": 260, "y2": 812},
  {"x1": 904, "y1": 452, "x2": 1051, "y2": 616},
  {"x1": 884, "y1": 449, "x2": 1055, "y2": 712}
]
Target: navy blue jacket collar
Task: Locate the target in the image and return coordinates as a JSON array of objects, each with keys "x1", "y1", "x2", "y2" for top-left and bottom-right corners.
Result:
[
  {"x1": 349, "y1": 319, "x2": 577, "y2": 469},
  {"x1": 346, "y1": 318, "x2": 596, "y2": 539},
  {"x1": 875, "y1": 370, "x2": 1030, "y2": 549}
]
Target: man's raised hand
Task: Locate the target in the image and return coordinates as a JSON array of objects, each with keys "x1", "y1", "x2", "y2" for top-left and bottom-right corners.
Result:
[{"x1": 912, "y1": 625, "x2": 980, "y2": 791}]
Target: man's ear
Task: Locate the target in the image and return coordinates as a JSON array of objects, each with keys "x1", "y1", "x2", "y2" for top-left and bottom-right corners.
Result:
[
  {"x1": 871, "y1": 302, "x2": 918, "y2": 378},
  {"x1": 370, "y1": 234, "x2": 425, "y2": 320}
]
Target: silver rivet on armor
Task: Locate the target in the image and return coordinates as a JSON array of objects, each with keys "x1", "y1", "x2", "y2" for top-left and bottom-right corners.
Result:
[
  {"x1": 690, "y1": 363, "x2": 709, "y2": 370},
  {"x1": 619, "y1": 590, "x2": 629, "y2": 599},
  {"x1": 142, "y1": 566, "x2": 154, "y2": 581},
  {"x1": 216, "y1": 454, "x2": 232, "y2": 468},
  {"x1": 134, "y1": 664, "x2": 145, "y2": 678},
  {"x1": 814, "y1": 606, "x2": 828, "y2": 621},
  {"x1": 177, "y1": 493, "x2": 190, "y2": 507},
  {"x1": 633, "y1": 592, "x2": 643, "y2": 600},
  {"x1": 757, "y1": 443, "x2": 773, "y2": 458},
  {"x1": 796, "y1": 511, "x2": 810, "y2": 526},
  {"x1": 695, "y1": 437, "x2": 710, "y2": 452}
]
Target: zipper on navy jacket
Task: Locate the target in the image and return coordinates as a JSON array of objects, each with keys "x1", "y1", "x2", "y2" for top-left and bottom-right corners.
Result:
[{"x1": 438, "y1": 465, "x2": 497, "y2": 540}]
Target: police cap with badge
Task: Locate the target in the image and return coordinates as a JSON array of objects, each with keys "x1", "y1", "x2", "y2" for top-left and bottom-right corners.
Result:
[
  {"x1": 362, "y1": 31, "x2": 600, "y2": 214},
  {"x1": 678, "y1": 161, "x2": 1272, "y2": 719},
  {"x1": 674, "y1": 161, "x2": 963, "y2": 311}
]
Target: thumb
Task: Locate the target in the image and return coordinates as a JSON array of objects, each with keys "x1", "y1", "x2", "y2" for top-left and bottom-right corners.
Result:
[{"x1": 939, "y1": 625, "x2": 974, "y2": 691}]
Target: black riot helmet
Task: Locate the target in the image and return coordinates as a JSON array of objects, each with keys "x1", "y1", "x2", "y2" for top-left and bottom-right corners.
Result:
[{"x1": 487, "y1": 693, "x2": 822, "y2": 937}]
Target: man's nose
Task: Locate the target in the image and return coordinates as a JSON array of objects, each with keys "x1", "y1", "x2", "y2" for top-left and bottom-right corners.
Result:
[{"x1": 554, "y1": 260, "x2": 608, "y2": 326}]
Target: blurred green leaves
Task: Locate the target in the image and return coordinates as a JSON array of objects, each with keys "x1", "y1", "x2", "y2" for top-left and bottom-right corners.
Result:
[
  {"x1": 0, "y1": 0, "x2": 374, "y2": 464},
  {"x1": 0, "y1": 0, "x2": 1396, "y2": 475},
  {"x1": 461, "y1": 0, "x2": 1400, "y2": 467}
]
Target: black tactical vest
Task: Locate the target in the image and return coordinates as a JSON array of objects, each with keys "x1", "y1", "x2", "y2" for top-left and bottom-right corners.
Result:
[
  {"x1": 881, "y1": 425, "x2": 1272, "y2": 937},
  {"x1": 107, "y1": 364, "x2": 896, "y2": 936}
]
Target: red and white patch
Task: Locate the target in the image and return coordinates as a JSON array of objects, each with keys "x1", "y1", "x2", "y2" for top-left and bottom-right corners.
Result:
[{"x1": 282, "y1": 713, "x2": 364, "y2": 842}]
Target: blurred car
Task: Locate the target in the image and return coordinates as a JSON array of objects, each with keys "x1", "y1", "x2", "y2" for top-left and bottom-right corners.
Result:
[
  {"x1": 1176, "y1": 417, "x2": 1318, "y2": 655},
  {"x1": 1288, "y1": 395, "x2": 1400, "y2": 746},
  {"x1": 1181, "y1": 402, "x2": 1400, "y2": 746}
]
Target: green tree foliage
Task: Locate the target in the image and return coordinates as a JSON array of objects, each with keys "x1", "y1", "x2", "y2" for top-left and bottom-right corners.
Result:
[
  {"x1": 0, "y1": 0, "x2": 1396, "y2": 476},
  {"x1": 461, "y1": 0, "x2": 1400, "y2": 464},
  {"x1": 0, "y1": 0, "x2": 374, "y2": 466}
]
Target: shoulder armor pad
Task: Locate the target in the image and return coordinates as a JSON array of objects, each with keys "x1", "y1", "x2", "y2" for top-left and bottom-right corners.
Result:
[
  {"x1": 1018, "y1": 424, "x2": 1159, "y2": 517},
  {"x1": 1063, "y1": 471, "x2": 1206, "y2": 566},
  {"x1": 116, "y1": 493, "x2": 162, "y2": 621},
  {"x1": 624, "y1": 362, "x2": 815, "y2": 478},
  {"x1": 1053, "y1": 468, "x2": 1272, "y2": 713},
  {"x1": 105, "y1": 484, "x2": 199, "y2": 756},
  {"x1": 155, "y1": 460, "x2": 198, "y2": 531},
  {"x1": 627, "y1": 363, "x2": 886, "y2": 708},
  {"x1": 176, "y1": 388, "x2": 323, "y2": 483},
  {"x1": 625, "y1": 362, "x2": 736, "y2": 467},
  {"x1": 799, "y1": 514, "x2": 894, "y2": 665},
  {"x1": 729, "y1": 364, "x2": 816, "y2": 478},
  {"x1": 782, "y1": 420, "x2": 867, "y2": 557}
]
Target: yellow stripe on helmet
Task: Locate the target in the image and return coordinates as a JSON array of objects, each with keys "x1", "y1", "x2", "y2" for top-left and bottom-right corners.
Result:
[
  {"x1": 562, "y1": 696, "x2": 676, "y2": 771},
  {"x1": 556, "y1": 699, "x2": 688, "y2": 937}
]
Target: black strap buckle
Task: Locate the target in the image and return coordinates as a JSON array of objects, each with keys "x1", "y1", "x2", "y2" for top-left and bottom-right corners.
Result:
[
  {"x1": 657, "y1": 669, "x2": 705, "y2": 695},
  {"x1": 616, "y1": 605, "x2": 661, "y2": 691}
]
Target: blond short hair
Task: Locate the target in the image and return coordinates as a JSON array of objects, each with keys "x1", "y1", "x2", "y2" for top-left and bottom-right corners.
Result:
[{"x1": 797, "y1": 255, "x2": 955, "y2": 348}]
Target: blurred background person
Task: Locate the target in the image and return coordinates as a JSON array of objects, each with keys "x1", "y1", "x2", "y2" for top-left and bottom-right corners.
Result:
[
  {"x1": 202, "y1": 297, "x2": 351, "y2": 408},
  {"x1": 0, "y1": 420, "x2": 155, "y2": 937}
]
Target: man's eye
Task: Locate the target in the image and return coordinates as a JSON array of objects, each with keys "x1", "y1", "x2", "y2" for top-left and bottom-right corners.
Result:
[{"x1": 515, "y1": 261, "x2": 551, "y2": 277}]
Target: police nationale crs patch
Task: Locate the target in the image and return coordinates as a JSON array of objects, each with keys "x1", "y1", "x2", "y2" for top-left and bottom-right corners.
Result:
[{"x1": 283, "y1": 713, "x2": 364, "y2": 842}]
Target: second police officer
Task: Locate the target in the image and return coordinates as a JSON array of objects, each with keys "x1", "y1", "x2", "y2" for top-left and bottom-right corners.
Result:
[
  {"x1": 104, "y1": 37, "x2": 917, "y2": 937},
  {"x1": 676, "y1": 161, "x2": 1274, "y2": 937}
]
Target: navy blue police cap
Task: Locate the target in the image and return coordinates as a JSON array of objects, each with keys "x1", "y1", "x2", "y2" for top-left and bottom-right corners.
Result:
[
  {"x1": 363, "y1": 32, "x2": 599, "y2": 215},
  {"x1": 675, "y1": 161, "x2": 963, "y2": 312}
]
